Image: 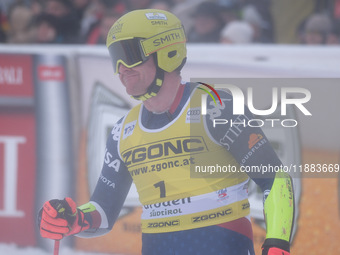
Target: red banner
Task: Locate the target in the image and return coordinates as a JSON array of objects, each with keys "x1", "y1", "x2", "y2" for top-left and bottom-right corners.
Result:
[
  {"x1": 0, "y1": 113, "x2": 37, "y2": 245},
  {"x1": 0, "y1": 55, "x2": 34, "y2": 97}
]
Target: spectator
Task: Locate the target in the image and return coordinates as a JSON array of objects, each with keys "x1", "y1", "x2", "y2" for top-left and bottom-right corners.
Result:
[
  {"x1": 242, "y1": 4, "x2": 272, "y2": 43},
  {"x1": 80, "y1": 0, "x2": 107, "y2": 39},
  {"x1": 149, "y1": 0, "x2": 174, "y2": 12},
  {"x1": 271, "y1": 0, "x2": 315, "y2": 43},
  {"x1": 80, "y1": 0, "x2": 125, "y2": 43},
  {"x1": 220, "y1": 20, "x2": 254, "y2": 44},
  {"x1": 0, "y1": 7, "x2": 8, "y2": 43},
  {"x1": 123, "y1": 0, "x2": 153, "y2": 11},
  {"x1": 30, "y1": 0, "x2": 44, "y2": 16},
  {"x1": 86, "y1": 10, "x2": 120, "y2": 44},
  {"x1": 332, "y1": 0, "x2": 340, "y2": 40},
  {"x1": 6, "y1": 2, "x2": 35, "y2": 43},
  {"x1": 32, "y1": 13, "x2": 61, "y2": 44},
  {"x1": 187, "y1": 2, "x2": 225, "y2": 43},
  {"x1": 43, "y1": 0, "x2": 81, "y2": 43},
  {"x1": 299, "y1": 13, "x2": 338, "y2": 45},
  {"x1": 217, "y1": 0, "x2": 241, "y2": 25},
  {"x1": 243, "y1": 0, "x2": 274, "y2": 42},
  {"x1": 73, "y1": 0, "x2": 91, "y2": 21},
  {"x1": 0, "y1": 30, "x2": 5, "y2": 43},
  {"x1": 171, "y1": 0, "x2": 206, "y2": 34},
  {"x1": 0, "y1": 0, "x2": 15, "y2": 15},
  {"x1": 0, "y1": 27, "x2": 5, "y2": 43}
]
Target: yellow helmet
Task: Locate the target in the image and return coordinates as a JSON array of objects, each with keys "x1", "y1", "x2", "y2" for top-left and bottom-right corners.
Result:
[{"x1": 106, "y1": 9, "x2": 187, "y2": 74}]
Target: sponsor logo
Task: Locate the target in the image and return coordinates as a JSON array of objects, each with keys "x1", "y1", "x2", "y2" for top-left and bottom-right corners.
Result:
[
  {"x1": 216, "y1": 188, "x2": 229, "y2": 200},
  {"x1": 241, "y1": 136, "x2": 268, "y2": 164},
  {"x1": 38, "y1": 65, "x2": 65, "y2": 81},
  {"x1": 145, "y1": 12, "x2": 167, "y2": 20},
  {"x1": 144, "y1": 197, "x2": 191, "y2": 218},
  {"x1": 147, "y1": 220, "x2": 180, "y2": 228},
  {"x1": 219, "y1": 115, "x2": 249, "y2": 150},
  {"x1": 0, "y1": 55, "x2": 33, "y2": 97},
  {"x1": 0, "y1": 66, "x2": 23, "y2": 85},
  {"x1": 242, "y1": 202, "x2": 250, "y2": 210},
  {"x1": 98, "y1": 173, "x2": 115, "y2": 189},
  {"x1": 151, "y1": 20, "x2": 168, "y2": 25},
  {"x1": 111, "y1": 122, "x2": 122, "y2": 141},
  {"x1": 191, "y1": 208, "x2": 233, "y2": 223},
  {"x1": 122, "y1": 137, "x2": 207, "y2": 166},
  {"x1": 186, "y1": 107, "x2": 201, "y2": 123},
  {"x1": 153, "y1": 32, "x2": 183, "y2": 47},
  {"x1": 248, "y1": 133, "x2": 263, "y2": 149},
  {"x1": 0, "y1": 136, "x2": 26, "y2": 217},
  {"x1": 110, "y1": 21, "x2": 123, "y2": 38},
  {"x1": 243, "y1": 183, "x2": 249, "y2": 194},
  {"x1": 149, "y1": 208, "x2": 183, "y2": 217},
  {"x1": 144, "y1": 197, "x2": 191, "y2": 210},
  {"x1": 123, "y1": 120, "x2": 136, "y2": 139}
]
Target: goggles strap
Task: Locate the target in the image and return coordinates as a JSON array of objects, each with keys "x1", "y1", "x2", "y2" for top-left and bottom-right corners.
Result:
[{"x1": 132, "y1": 66, "x2": 164, "y2": 101}]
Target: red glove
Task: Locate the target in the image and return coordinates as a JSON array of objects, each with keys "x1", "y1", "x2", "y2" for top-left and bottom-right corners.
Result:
[
  {"x1": 262, "y1": 239, "x2": 290, "y2": 255},
  {"x1": 38, "y1": 197, "x2": 90, "y2": 240},
  {"x1": 262, "y1": 247, "x2": 290, "y2": 255}
]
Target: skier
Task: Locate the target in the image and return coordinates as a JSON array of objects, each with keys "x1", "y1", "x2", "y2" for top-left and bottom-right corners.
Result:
[{"x1": 38, "y1": 9, "x2": 294, "y2": 255}]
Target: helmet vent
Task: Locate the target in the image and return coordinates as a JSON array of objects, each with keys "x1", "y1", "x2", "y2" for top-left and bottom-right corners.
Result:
[{"x1": 168, "y1": 50, "x2": 177, "y2": 58}]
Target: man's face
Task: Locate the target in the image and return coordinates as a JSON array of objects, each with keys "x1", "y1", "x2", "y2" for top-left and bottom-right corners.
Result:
[
  {"x1": 37, "y1": 21, "x2": 57, "y2": 43},
  {"x1": 118, "y1": 57, "x2": 156, "y2": 96}
]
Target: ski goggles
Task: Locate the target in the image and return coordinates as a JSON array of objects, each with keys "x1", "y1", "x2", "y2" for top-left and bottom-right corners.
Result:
[
  {"x1": 108, "y1": 38, "x2": 149, "y2": 74},
  {"x1": 108, "y1": 27, "x2": 186, "y2": 74}
]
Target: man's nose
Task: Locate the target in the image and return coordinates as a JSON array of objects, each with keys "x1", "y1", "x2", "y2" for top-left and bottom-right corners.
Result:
[{"x1": 118, "y1": 63, "x2": 131, "y2": 74}]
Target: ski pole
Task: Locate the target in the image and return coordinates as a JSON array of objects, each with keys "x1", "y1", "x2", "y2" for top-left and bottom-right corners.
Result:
[{"x1": 54, "y1": 240, "x2": 60, "y2": 255}]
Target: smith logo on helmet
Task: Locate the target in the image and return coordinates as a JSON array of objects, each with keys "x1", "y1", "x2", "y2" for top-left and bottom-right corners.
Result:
[
  {"x1": 153, "y1": 32, "x2": 182, "y2": 47},
  {"x1": 141, "y1": 28, "x2": 186, "y2": 55},
  {"x1": 145, "y1": 12, "x2": 168, "y2": 20},
  {"x1": 151, "y1": 21, "x2": 168, "y2": 26}
]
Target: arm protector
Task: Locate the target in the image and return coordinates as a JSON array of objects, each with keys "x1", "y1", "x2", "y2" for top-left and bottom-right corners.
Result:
[{"x1": 263, "y1": 171, "x2": 294, "y2": 250}]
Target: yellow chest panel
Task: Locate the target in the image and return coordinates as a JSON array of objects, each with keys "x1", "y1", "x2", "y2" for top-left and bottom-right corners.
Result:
[{"x1": 119, "y1": 90, "x2": 248, "y2": 205}]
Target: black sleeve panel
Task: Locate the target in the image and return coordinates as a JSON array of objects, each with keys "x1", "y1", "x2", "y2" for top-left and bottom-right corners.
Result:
[
  {"x1": 204, "y1": 89, "x2": 282, "y2": 191},
  {"x1": 90, "y1": 117, "x2": 133, "y2": 230}
]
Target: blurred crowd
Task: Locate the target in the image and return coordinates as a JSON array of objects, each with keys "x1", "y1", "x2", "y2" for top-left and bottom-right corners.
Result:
[{"x1": 0, "y1": 0, "x2": 339, "y2": 45}]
